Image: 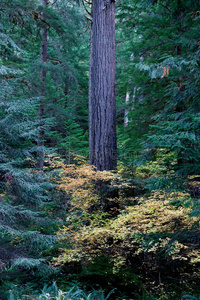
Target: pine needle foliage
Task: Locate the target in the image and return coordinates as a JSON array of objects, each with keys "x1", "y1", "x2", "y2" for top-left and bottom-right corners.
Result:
[
  {"x1": 0, "y1": 0, "x2": 63, "y2": 284},
  {"x1": 116, "y1": 0, "x2": 200, "y2": 190}
]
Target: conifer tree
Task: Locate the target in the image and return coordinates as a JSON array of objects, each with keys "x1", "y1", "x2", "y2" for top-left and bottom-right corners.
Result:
[
  {"x1": 0, "y1": 0, "x2": 59, "y2": 280},
  {"x1": 37, "y1": 0, "x2": 48, "y2": 170},
  {"x1": 116, "y1": 0, "x2": 200, "y2": 187},
  {"x1": 89, "y1": 0, "x2": 117, "y2": 171},
  {"x1": 0, "y1": 1, "x2": 90, "y2": 281}
]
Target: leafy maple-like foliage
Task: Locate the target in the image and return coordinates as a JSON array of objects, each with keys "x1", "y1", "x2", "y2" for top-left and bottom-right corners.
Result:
[{"x1": 52, "y1": 161, "x2": 200, "y2": 294}]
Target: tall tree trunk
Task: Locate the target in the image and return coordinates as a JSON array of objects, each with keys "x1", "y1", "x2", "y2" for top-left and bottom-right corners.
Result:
[
  {"x1": 89, "y1": 0, "x2": 117, "y2": 171},
  {"x1": 37, "y1": 0, "x2": 48, "y2": 170}
]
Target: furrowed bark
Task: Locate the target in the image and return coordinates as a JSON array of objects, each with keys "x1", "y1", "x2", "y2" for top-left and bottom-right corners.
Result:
[
  {"x1": 89, "y1": 0, "x2": 117, "y2": 171},
  {"x1": 37, "y1": 0, "x2": 47, "y2": 171}
]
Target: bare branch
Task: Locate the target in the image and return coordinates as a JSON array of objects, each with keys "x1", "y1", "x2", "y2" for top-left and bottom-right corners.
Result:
[
  {"x1": 82, "y1": 0, "x2": 92, "y2": 17},
  {"x1": 47, "y1": 0, "x2": 58, "y2": 6},
  {"x1": 29, "y1": 11, "x2": 51, "y2": 29},
  {"x1": 83, "y1": 0, "x2": 92, "y2": 5},
  {"x1": 47, "y1": 57, "x2": 62, "y2": 64},
  {"x1": 83, "y1": 14, "x2": 92, "y2": 22}
]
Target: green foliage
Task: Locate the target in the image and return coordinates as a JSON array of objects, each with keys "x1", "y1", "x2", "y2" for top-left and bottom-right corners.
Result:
[
  {"x1": 116, "y1": 0, "x2": 200, "y2": 189},
  {"x1": 0, "y1": 0, "x2": 89, "y2": 280},
  {"x1": 54, "y1": 161, "x2": 200, "y2": 297},
  {"x1": 1, "y1": 0, "x2": 200, "y2": 299},
  {"x1": 7, "y1": 282, "x2": 118, "y2": 300}
]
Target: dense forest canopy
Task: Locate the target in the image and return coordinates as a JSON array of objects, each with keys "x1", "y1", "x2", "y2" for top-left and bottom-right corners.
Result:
[{"x1": 0, "y1": 0, "x2": 200, "y2": 299}]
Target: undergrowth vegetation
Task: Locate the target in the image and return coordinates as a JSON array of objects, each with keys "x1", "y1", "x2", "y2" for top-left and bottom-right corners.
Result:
[
  {"x1": 1, "y1": 153, "x2": 200, "y2": 299},
  {"x1": 39, "y1": 155, "x2": 200, "y2": 299},
  {"x1": 7, "y1": 281, "x2": 118, "y2": 300}
]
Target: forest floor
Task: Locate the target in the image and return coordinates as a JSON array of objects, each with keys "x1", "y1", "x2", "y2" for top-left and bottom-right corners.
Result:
[{"x1": 1, "y1": 161, "x2": 200, "y2": 300}]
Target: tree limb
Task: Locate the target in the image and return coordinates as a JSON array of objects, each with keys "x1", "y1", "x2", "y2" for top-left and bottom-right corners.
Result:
[
  {"x1": 83, "y1": 0, "x2": 92, "y2": 5},
  {"x1": 159, "y1": 3, "x2": 172, "y2": 13},
  {"x1": 47, "y1": 0, "x2": 58, "y2": 6},
  {"x1": 83, "y1": 14, "x2": 92, "y2": 22},
  {"x1": 82, "y1": 0, "x2": 92, "y2": 17}
]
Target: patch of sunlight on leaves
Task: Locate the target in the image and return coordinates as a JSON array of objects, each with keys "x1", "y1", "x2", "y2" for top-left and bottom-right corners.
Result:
[{"x1": 54, "y1": 188, "x2": 200, "y2": 274}]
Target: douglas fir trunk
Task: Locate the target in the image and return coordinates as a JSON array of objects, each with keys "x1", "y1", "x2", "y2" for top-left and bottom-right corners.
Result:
[
  {"x1": 89, "y1": 0, "x2": 117, "y2": 171},
  {"x1": 37, "y1": 0, "x2": 47, "y2": 170}
]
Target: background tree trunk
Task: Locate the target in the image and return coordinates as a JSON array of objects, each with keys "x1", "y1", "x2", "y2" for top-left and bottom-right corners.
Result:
[
  {"x1": 37, "y1": 0, "x2": 48, "y2": 170},
  {"x1": 89, "y1": 0, "x2": 117, "y2": 171},
  {"x1": 124, "y1": 91, "x2": 130, "y2": 127}
]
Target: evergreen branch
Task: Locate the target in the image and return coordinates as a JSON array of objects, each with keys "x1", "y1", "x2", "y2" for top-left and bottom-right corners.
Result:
[
  {"x1": 77, "y1": 21, "x2": 90, "y2": 37},
  {"x1": 141, "y1": 41, "x2": 168, "y2": 56},
  {"x1": 159, "y1": 3, "x2": 172, "y2": 13}
]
